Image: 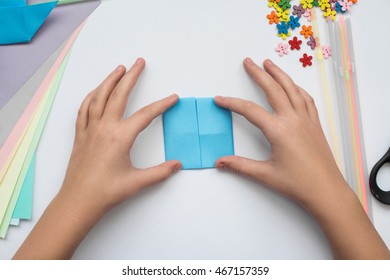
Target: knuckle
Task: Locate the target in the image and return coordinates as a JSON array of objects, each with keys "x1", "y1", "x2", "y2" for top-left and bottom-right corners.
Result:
[
  {"x1": 89, "y1": 95, "x2": 99, "y2": 109},
  {"x1": 160, "y1": 168, "x2": 172, "y2": 181},
  {"x1": 77, "y1": 108, "x2": 83, "y2": 118},
  {"x1": 307, "y1": 96, "x2": 315, "y2": 105},
  {"x1": 242, "y1": 101, "x2": 258, "y2": 114},
  {"x1": 138, "y1": 105, "x2": 156, "y2": 122}
]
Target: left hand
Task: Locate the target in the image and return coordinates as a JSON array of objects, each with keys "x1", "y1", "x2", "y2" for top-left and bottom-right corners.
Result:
[{"x1": 59, "y1": 58, "x2": 182, "y2": 224}]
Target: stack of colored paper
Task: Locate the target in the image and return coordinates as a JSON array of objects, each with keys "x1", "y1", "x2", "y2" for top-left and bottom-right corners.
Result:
[{"x1": 0, "y1": 0, "x2": 101, "y2": 238}]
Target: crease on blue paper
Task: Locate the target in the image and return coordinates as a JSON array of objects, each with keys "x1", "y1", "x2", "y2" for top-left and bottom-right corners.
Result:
[
  {"x1": 0, "y1": 0, "x2": 58, "y2": 45},
  {"x1": 163, "y1": 97, "x2": 234, "y2": 170}
]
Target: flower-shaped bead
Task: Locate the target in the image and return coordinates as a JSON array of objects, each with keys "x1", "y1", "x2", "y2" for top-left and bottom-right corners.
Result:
[
  {"x1": 277, "y1": 21, "x2": 290, "y2": 35},
  {"x1": 313, "y1": 0, "x2": 320, "y2": 6},
  {"x1": 322, "y1": 45, "x2": 332, "y2": 59},
  {"x1": 275, "y1": 42, "x2": 289, "y2": 56},
  {"x1": 277, "y1": 30, "x2": 291, "y2": 40},
  {"x1": 300, "y1": 0, "x2": 314, "y2": 9},
  {"x1": 338, "y1": 0, "x2": 352, "y2": 12},
  {"x1": 289, "y1": 36, "x2": 302, "y2": 50},
  {"x1": 292, "y1": 4, "x2": 305, "y2": 17},
  {"x1": 267, "y1": 10, "x2": 279, "y2": 24},
  {"x1": 300, "y1": 53, "x2": 313, "y2": 67},
  {"x1": 335, "y1": 2, "x2": 346, "y2": 13},
  {"x1": 278, "y1": 0, "x2": 292, "y2": 11},
  {"x1": 324, "y1": 7, "x2": 336, "y2": 21},
  {"x1": 319, "y1": 0, "x2": 330, "y2": 11},
  {"x1": 268, "y1": 0, "x2": 281, "y2": 8},
  {"x1": 276, "y1": 6, "x2": 290, "y2": 22},
  {"x1": 307, "y1": 35, "x2": 317, "y2": 50},
  {"x1": 289, "y1": 16, "x2": 301, "y2": 30},
  {"x1": 304, "y1": 8, "x2": 312, "y2": 22},
  {"x1": 350, "y1": 0, "x2": 357, "y2": 3},
  {"x1": 300, "y1": 25, "x2": 313, "y2": 39}
]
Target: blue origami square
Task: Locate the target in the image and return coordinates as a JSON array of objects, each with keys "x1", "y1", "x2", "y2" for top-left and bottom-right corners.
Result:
[{"x1": 163, "y1": 97, "x2": 234, "y2": 169}]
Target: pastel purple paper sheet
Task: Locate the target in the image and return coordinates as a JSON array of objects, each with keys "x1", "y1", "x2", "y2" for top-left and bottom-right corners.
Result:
[{"x1": 0, "y1": 0, "x2": 101, "y2": 110}]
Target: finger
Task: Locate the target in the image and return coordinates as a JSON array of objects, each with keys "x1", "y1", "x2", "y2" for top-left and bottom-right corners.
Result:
[
  {"x1": 104, "y1": 58, "x2": 145, "y2": 120},
  {"x1": 88, "y1": 65, "x2": 126, "y2": 121},
  {"x1": 297, "y1": 86, "x2": 321, "y2": 124},
  {"x1": 263, "y1": 59, "x2": 306, "y2": 112},
  {"x1": 76, "y1": 91, "x2": 94, "y2": 133},
  {"x1": 243, "y1": 57, "x2": 293, "y2": 114},
  {"x1": 214, "y1": 96, "x2": 274, "y2": 136},
  {"x1": 216, "y1": 155, "x2": 270, "y2": 182},
  {"x1": 130, "y1": 160, "x2": 182, "y2": 191},
  {"x1": 126, "y1": 94, "x2": 179, "y2": 144}
]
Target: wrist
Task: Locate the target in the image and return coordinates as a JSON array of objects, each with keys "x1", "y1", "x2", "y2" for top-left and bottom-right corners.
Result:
[
  {"x1": 54, "y1": 187, "x2": 106, "y2": 235},
  {"x1": 299, "y1": 177, "x2": 357, "y2": 220}
]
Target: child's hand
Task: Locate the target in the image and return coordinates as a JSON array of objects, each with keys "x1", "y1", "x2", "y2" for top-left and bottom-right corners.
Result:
[
  {"x1": 14, "y1": 58, "x2": 182, "y2": 259},
  {"x1": 215, "y1": 58, "x2": 390, "y2": 260},
  {"x1": 215, "y1": 58, "x2": 346, "y2": 210},
  {"x1": 59, "y1": 58, "x2": 181, "y2": 223}
]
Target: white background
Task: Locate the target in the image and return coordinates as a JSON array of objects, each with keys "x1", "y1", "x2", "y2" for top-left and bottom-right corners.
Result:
[{"x1": 1, "y1": 0, "x2": 389, "y2": 259}]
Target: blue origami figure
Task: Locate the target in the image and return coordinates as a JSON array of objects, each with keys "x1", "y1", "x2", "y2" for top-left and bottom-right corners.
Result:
[
  {"x1": 163, "y1": 98, "x2": 235, "y2": 170},
  {"x1": 0, "y1": 0, "x2": 58, "y2": 45}
]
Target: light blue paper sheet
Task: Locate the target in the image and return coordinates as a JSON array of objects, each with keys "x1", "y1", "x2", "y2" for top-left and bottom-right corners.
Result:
[
  {"x1": 163, "y1": 98, "x2": 234, "y2": 169},
  {"x1": 0, "y1": 0, "x2": 58, "y2": 45}
]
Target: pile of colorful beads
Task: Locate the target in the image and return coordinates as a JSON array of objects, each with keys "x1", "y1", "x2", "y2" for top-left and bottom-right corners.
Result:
[{"x1": 266, "y1": 0, "x2": 358, "y2": 67}]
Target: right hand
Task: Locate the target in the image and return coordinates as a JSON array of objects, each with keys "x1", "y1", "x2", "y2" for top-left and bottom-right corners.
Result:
[{"x1": 215, "y1": 58, "x2": 348, "y2": 210}]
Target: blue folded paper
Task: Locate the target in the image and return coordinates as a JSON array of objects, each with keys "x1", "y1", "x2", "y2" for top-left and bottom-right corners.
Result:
[
  {"x1": 0, "y1": 0, "x2": 58, "y2": 45},
  {"x1": 163, "y1": 97, "x2": 234, "y2": 169}
]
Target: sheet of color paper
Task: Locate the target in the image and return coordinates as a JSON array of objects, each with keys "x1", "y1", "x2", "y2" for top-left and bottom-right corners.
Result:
[
  {"x1": 163, "y1": 98, "x2": 234, "y2": 169},
  {"x1": 0, "y1": 51, "x2": 71, "y2": 238},
  {"x1": 0, "y1": 0, "x2": 101, "y2": 109},
  {"x1": 0, "y1": 41, "x2": 66, "y2": 148},
  {"x1": 0, "y1": 22, "x2": 84, "y2": 183},
  {"x1": 12, "y1": 155, "x2": 35, "y2": 220},
  {"x1": 9, "y1": 219, "x2": 20, "y2": 227},
  {"x1": 0, "y1": 1, "x2": 58, "y2": 45},
  {"x1": 0, "y1": 23, "x2": 82, "y2": 234}
]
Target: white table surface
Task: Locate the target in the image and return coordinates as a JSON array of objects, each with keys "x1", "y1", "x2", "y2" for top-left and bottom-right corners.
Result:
[{"x1": 1, "y1": 0, "x2": 389, "y2": 259}]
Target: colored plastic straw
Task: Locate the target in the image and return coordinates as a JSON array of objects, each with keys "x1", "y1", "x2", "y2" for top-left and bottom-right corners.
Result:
[
  {"x1": 341, "y1": 17, "x2": 371, "y2": 217},
  {"x1": 328, "y1": 17, "x2": 372, "y2": 218},
  {"x1": 311, "y1": 9, "x2": 342, "y2": 170},
  {"x1": 328, "y1": 22, "x2": 356, "y2": 193}
]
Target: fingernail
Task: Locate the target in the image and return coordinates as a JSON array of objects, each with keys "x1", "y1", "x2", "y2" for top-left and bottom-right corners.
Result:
[
  {"x1": 264, "y1": 59, "x2": 273, "y2": 66},
  {"x1": 116, "y1": 65, "x2": 124, "y2": 72},
  {"x1": 216, "y1": 162, "x2": 225, "y2": 169},
  {"x1": 174, "y1": 163, "x2": 182, "y2": 172},
  {"x1": 135, "y1": 57, "x2": 144, "y2": 65},
  {"x1": 214, "y1": 96, "x2": 224, "y2": 105},
  {"x1": 245, "y1": 58, "x2": 254, "y2": 65}
]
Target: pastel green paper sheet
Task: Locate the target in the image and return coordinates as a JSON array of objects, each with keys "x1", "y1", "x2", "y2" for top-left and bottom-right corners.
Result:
[
  {"x1": 12, "y1": 154, "x2": 35, "y2": 220},
  {"x1": 0, "y1": 51, "x2": 71, "y2": 238}
]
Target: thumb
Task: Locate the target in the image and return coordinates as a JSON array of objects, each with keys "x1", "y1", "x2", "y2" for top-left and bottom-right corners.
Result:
[
  {"x1": 133, "y1": 160, "x2": 182, "y2": 189},
  {"x1": 216, "y1": 155, "x2": 268, "y2": 182}
]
